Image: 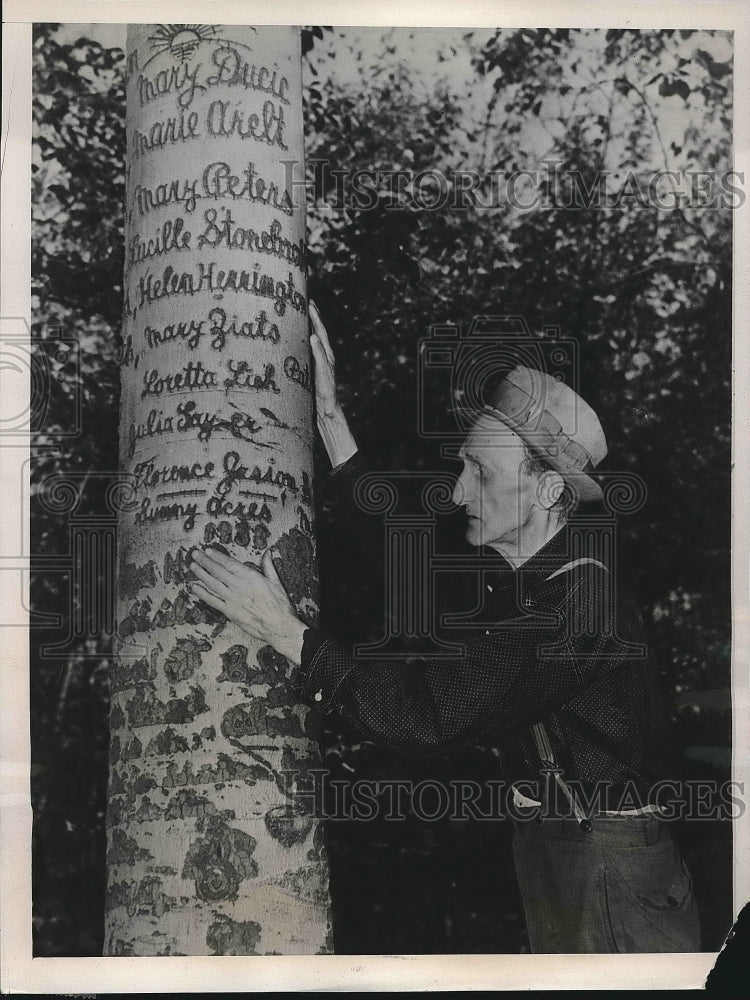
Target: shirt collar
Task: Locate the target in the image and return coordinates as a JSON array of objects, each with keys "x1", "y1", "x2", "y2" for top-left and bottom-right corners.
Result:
[
  {"x1": 517, "y1": 526, "x2": 574, "y2": 584},
  {"x1": 479, "y1": 525, "x2": 573, "y2": 583}
]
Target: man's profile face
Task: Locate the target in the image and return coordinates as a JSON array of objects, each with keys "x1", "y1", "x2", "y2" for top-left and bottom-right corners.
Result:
[{"x1": 452, "y1": 413, "x2": 539, "y2": 551}]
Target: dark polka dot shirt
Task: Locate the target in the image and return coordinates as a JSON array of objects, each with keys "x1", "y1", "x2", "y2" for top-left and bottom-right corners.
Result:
[{"x1": 291, "y1": 453, "x2": 675, "y2": 810}]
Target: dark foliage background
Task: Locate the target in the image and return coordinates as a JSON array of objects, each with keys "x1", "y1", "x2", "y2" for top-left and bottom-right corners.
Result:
[{"x1": 30, "y1": 24, "x2": 733, "y2": 955}]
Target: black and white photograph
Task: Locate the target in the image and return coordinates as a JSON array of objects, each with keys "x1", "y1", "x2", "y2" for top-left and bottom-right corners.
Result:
[{"x1": 1, "y1": 0, "x2": 748, "y2": 992}]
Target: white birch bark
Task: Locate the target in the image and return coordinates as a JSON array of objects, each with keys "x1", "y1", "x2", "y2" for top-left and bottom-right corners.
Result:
[{"x1": 105, "y1": 24, "x2": 331, "y2": 956}]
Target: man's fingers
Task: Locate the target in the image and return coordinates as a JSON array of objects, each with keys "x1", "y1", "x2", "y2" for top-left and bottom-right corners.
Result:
[
  {"x1": 310, "y1": 333, "x2": 327, "y2": 364},
  {"x1": 199, "y1": 546, "x2": 240, "y2": 570},
  {"x1": 190, "y1": 560, "x2": 234, "y2": 599},
  {"x1": 261, "y1": 548, "x2": 283, "y2": 588},
  {"x1": 311, "y1": 335, "x2": 336, "y2": 383},
  {"x1": 309, "y1": 300, "x2": 335, "y2": 364},
  {"x1": 310, "y1": 303, "x2": 334, "y2": 361},
  {"x1": 193, "y1": 547, "x2": 242, "y2": 586},
  {"x1": 190, "y1": 581, "x2": 227, "y2": 612}
]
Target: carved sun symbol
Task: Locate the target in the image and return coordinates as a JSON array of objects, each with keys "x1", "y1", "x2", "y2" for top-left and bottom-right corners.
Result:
[{"x1": 147, "y1": 24, "x2": 219, "y2": 63}]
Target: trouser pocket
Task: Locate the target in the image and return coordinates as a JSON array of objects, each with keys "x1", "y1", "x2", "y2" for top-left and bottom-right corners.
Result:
[{"x1": 602, "y1": 830, "x2": 701, "y2": 952}]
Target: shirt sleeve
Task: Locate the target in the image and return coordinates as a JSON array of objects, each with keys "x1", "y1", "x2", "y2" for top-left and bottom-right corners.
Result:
[
  {"x1": 291, "y1": 571, "x2": 614, "y2": 760},
  {"x1": 328, "y1": 449, "x2": 362, "y2": 479},
  {"x1": 317, "y1": 450, "x2": 388, "y2": 627},
  {"x1": 321, "y1": 449, "x2": 380, "y2": 557}
]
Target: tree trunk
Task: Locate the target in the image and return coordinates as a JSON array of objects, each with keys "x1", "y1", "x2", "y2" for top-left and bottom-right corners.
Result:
[{"x1": 105, "y1": 24, "x2": 331, "y2": 956}]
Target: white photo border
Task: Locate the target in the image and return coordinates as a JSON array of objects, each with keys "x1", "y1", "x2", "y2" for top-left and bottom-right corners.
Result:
[{"x1": 2, "y1": 0, "x2": 747, "y2": 991}]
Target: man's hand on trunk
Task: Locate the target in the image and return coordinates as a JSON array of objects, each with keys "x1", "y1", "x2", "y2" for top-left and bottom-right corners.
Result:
[
  {"x1": 189, "y1": 547, "x2": 306, "y2": 666},
  {"x1": 309, "y1": 300, "x2": 358, "y2": 469}
]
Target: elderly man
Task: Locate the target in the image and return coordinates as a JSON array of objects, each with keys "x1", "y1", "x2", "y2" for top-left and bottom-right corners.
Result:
[{"x1": 190, "y1": 304, "x2": 700, "y2": 954}]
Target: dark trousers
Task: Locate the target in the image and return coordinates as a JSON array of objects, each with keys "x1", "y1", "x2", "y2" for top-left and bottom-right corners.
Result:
[{"x1": 512, "y1": 813, "x2": 701, "y2": 953}]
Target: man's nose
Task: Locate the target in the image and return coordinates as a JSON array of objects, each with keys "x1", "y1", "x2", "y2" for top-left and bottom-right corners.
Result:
[{"x1": 452, "y1": 473, "x2": 468, "y2": 507}]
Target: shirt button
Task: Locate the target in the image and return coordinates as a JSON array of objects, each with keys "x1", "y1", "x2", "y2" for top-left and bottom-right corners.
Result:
[{"x1": 314, "y1": 690, "x2": 323, "y2": 702}]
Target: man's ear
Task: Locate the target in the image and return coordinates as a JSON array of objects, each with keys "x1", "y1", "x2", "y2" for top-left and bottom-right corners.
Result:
[{"x1": 537, "y1": 470, "x2": 564, "y2": 509}]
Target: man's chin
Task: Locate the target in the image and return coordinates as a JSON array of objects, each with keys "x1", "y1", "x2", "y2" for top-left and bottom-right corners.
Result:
[{"x1": 465, "y1": 521, "x2": 482, "y2": 546}]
